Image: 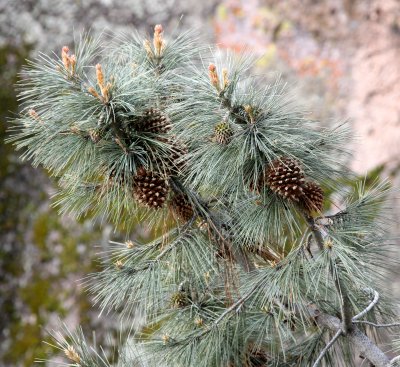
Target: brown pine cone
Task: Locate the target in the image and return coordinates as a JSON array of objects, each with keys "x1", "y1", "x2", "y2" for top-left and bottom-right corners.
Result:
[
  {"x1": 169, "y1": 193, "x2": 194, "y2": 222},
  {"x1": 137, "y1": 108, "x2": 171, "y2": 134},
  {"x1": 301, "y1": 181, "x2": 324, "y2": 213},
  {"x1": 133, "y1": 167, "x2": 169, "y2": 209},
  {"x1": 265, "y1": 157, "x2": 305, "y2": 202}
]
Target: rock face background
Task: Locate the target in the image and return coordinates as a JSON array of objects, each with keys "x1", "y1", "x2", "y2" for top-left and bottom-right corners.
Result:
[{"x1": 0, "y1": 0, "x2": 399, "y2": 366}]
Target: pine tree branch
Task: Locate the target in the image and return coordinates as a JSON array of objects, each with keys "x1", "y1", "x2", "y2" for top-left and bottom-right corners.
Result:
[
  {"x1": 14, "y1": 29, "x2": 400, "y2": 367},
  {"x1": 353, "y1": 288, "x2": 380, "y2": 321},
  {"x1": 170, "y1": 177, "x2": 255, "y2": 272},
  {"x1": 331, "y1": 260, "x2": 354, "y2": 334},
  {"x1": 304, "y1": 233, "x2": 314, "y2": 259},
  {"x1": 390, "y1": 355, "x2": 400, "y2": 366},
  {"x1": 304, "y1": 212, "x2": 354, "y2": 334},
  {"x1": 304, "y1": 214, "x2": 324, "y2": 251},
  {"x1": 353, "y1": 320, "x2": 400, "y2": 328},
  {"x1": 213, "y1": 286, "x2": 256, "y2": 325},
  {"x1": 302, "y1": 213, "x2": 393, "y2": 366},
  {"x1": 247, "y1": 245, "x2": 281, "y2": 263},
  {"x1": 313, "y1": 311, "x2": 391, "y2": 367},
  {"x1": 206, "y1": 211, "x2": 255, "y2": 273},
  {"x1": 182, "y1": 283, "x2": 261, "y2": 345},
  {"x1": 312, "y1": 329, "x2": 342, "y2": 367}
]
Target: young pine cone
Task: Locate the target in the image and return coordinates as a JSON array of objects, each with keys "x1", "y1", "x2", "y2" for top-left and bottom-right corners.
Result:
[
  {"x1": 170, "y1": 291, "x2": 189, "y2": 308},
  {"x1": 301, "y1": 181, "x2": 324, "y2": 213},
  {"x1": 169, "y1": 193, "x2": 194, "y2": 222},
  {"x1": 265, "y1": 158, "x2": 305, "y2": 202},
  {"x1": 133, "y1": 167, "x2": 169, "y2": 209},
  {"x1": 214, "y1": 121, "x2": 233, "y2": 145},
  {"x1": 138, "y1": 108, "x2": 171, "y2": 134}
]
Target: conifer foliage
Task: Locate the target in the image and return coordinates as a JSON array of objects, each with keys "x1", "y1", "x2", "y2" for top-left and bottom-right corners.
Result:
[{"x1": 10, "y1": 25, "x2": 400, "y2": 367}]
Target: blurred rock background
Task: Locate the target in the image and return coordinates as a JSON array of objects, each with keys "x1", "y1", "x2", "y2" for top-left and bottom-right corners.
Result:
[{"x1": 0, "y1": 0, "x2": 399, "y2": 366}]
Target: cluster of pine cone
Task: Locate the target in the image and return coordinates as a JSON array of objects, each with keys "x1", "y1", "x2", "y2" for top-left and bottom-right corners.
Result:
[
  {"x1": 254, "y1": 157, "x2": 324, "y2": 213},
  {"x1": 107, "y1": 107, "x2": 195, "y2": 221}
]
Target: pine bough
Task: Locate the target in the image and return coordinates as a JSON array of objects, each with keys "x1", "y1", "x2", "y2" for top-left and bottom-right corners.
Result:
[{"x1": 10, "y1": 25, "x2": 400, "y2": 367}]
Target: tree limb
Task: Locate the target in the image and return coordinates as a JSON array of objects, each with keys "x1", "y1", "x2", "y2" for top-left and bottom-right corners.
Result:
[
  {"x1": 312, "y1": 329, "x2": 342, "y2": 367},
  {"x1": 314, "y1": 311, "x2": 391, "y2": 367},
  {"x1": 353, "y1": 288, "x2": 380, "y2": 321},
  {"x1": 303, "y1": 214, "x2": 394, "y2": 366},
  {"x1": 390, "y1": 355, "x2": 400, "y2": 366},
  {"x1": 171, "y1": 177, "x2": 255, "y2": 272},
  {"x1": 330, "y1": 259, "x2": 354, "y2": 334},
  {"x1": 353, "y1": 320, "x2": 400, "y2": 329},
  {"x1": 213, "y1": 287, "x2": 256, "y2": 325}
]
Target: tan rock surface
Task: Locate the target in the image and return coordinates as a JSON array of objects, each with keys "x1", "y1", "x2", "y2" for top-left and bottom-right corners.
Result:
[{"x1": 348, "y1": 0, "x2": 400, "y2": 173}]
